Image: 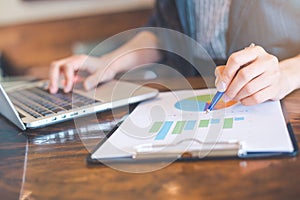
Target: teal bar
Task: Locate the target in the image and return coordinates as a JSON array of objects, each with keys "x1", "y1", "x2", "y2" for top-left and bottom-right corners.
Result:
[
  {"x1": 210, "y1": 119, "x2": 220, "y2": 124},
  {"x1": 155, "y1": 121, "x2": 173, "y2": 140},
  {"x1": 184, "y1": 120, "x2": 196, "y2": 130},
  {"x1": 234, "y1": 117, "x2": 245, "y2": 121}
]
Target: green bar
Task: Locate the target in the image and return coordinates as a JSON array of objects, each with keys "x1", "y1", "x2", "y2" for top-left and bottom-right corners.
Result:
[
  {"x1": 199, "y1": 119, "x2": 210, "y2": 128},
  {"x1": 172, "y1": 121, "x2": 186, "y2": 134},
  {"x1": 223, "y1": 118, "x2": 233, "y2": 129},
  {"x1": 149, "y1": 121, "x2": 163, "y2": 133}
]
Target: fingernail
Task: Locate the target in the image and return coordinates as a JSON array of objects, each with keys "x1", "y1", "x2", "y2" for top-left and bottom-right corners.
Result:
[
  {"x1": 65, "y1": 84, "x2": 73, "y2": 93},
  {"x1": 49, "y1": 85, "x2": 54, "y2": 93},
  {"x1": 216, "y1": 80, "x2": 227, "y2": 92},
  {"x1": 64, "y1": 88, "x2": 69, "y2": 93},
  {"x1": 222, "y1": 94, "x2": 231, "y2": 103}
]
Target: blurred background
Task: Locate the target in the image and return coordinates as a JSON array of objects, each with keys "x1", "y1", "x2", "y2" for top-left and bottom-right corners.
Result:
[{"x1": 0, "y1": 0, "x2": 154, "y2": 79}]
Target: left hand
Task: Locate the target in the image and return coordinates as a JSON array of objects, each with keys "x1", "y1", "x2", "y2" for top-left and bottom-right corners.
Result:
[{"x1": 215, "y1": 45, "x2": 291, "y2": 106}]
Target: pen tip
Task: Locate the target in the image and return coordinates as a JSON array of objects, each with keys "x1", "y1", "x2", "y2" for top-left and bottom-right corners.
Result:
[{"x1": 205, "y1": 109, "x2": 211, "y2": 114}]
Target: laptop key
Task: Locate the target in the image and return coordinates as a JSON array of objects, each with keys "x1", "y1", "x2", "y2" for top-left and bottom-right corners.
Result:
[
  {"x1": 62, "y1": 105, "x2": 73, "y2": 110},
  {"x1": 50, "y1": 108, "x2": 65, "y2": 113},
  {"x1": 43, "y1": 112, "x2": 54, "y2": 116},
  {"x1": 8, "y1": 87, "x2": 99, "y2": 119}
]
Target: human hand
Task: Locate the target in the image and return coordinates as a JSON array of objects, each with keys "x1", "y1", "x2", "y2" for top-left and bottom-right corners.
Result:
[
  {"x1": 48, "y1": 54, "x2": 116, "y2": 94},
  {"x1": 215, "y1": 45, "x2": 292, "y2": 106}
]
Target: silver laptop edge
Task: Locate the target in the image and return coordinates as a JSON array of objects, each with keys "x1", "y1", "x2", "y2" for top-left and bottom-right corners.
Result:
[
  {"x1": 0, "y1": 84, "x2": 26, "y2": 130},
  {"x1": 0, "y1": 80, "x2": 158, "y2": 130}
]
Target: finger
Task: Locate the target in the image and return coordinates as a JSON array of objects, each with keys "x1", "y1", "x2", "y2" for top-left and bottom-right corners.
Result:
[
  {"x1": 49, "y1": 62, "x2": 62, "y2": 94},
  {"x1": 67, "y1": 55, "x2": 88, "y2": 72},
  {"x1": 62, "y1": 64, "x2": 75, "y2": 93},
  {"x1": 214, "y1": 66, "x2": 225, "y2": 91},
  {"x1": 225, "y1": 58, "x2": 268, "y2": 99},
  {"x1": 49, "y1": 56, "x2": 90, "y2": 93},
  {"x1": 240, "y1": 86, "x2": 273, "y2": 106},
  {"x1": 214, "y1": 65, "x2": 225, "y2": 77},
  {"x1": 215, "y1": 76, "x2": 220, "y2": 88},
  {"x1": 220, "y1": 46, "x2": 265, "y2": 90},
  {"x1": 73, "y1": 75, "x2": 84, "y2": 83},
  {"x1": 48, "y1": 57, "x2": 75, "y2": 93},
  {"x1": 235, "y1": 72, "x2": 274, "y2": 100}
]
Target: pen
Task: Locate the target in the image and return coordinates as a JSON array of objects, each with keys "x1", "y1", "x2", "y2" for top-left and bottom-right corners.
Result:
[
  {"x1": 206, "y1": 43, "x2": 255, "y2": 113},
  {"x1": 206, "y1": 91, "x2": 224, "y2": 113}
]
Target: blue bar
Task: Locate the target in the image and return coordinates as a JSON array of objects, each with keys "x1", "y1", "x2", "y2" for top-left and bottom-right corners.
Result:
[
  {"x1": 234, "y1": 117, "x2": 245, "y2": 121},
  {"x1": 155, "y1": 121, "x2": 173, "y2": 140},
  {"x1": 210, "y1": 119, "x2": 220, "y2": 124},
  {"x1": 184, "y1": 120, "x2": 196, "y2": 130}
]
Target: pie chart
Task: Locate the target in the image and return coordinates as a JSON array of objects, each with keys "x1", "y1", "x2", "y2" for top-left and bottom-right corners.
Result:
[{"x1": 174, "y1": 94, "x2": 236, "y2": 112}]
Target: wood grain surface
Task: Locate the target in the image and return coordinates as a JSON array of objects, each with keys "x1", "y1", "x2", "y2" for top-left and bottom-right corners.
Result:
[{"x1": 0, "y1": 77, "x2": 299, "y2": 200}]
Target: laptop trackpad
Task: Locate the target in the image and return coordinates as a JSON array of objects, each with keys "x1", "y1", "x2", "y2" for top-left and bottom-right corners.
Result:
[{"x1": 74, "y1": 80, "x2": 155, "y2": 102}]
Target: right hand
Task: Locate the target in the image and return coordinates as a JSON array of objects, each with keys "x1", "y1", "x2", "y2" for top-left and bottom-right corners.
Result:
[{"x1": 48, "y1": 54, "x2": 116, "y2": 94}]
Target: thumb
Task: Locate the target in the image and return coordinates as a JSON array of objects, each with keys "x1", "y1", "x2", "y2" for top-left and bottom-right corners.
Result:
[
  {"x1": 84, "y1": 73, "x2": 100, "y2": 90},
  {"x1": 84, "y1": 70, "x2": 115, "y2": 90}
]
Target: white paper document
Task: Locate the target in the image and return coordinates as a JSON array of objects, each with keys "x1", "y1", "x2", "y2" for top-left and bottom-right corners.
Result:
[{"x1": 92, "y1": 89, "x2": 295, "y2": 160}]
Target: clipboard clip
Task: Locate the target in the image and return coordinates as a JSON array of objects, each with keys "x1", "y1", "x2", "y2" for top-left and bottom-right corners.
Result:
[{"x1": 133, "y1": 138, "x2": 246, "y2": 160}]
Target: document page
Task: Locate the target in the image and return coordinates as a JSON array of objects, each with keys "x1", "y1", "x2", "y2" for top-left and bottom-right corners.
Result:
[{"x1": 92, "y1": 89, "x2": 294, "y2": 160}]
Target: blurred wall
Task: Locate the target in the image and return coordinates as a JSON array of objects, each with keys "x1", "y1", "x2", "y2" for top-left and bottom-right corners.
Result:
[
  {"x1": 0, "y1": 0, "x2": 154, "y2": 26},
  {"x1": 0, "y1": 0, "x2": 154, "y2": 78}
]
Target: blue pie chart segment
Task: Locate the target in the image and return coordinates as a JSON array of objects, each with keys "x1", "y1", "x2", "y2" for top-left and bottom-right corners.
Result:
[{"x1": 174, "y1": 99, "x2": 209, "y2": 112}]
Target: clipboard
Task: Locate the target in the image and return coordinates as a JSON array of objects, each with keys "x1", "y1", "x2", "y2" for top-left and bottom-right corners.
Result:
[
  {"x1": 86, "y1": 90, "x2": 298, "y2": 165},
  {"x1": 87, "y1": 121, "x2": 298, "y2": 165}
]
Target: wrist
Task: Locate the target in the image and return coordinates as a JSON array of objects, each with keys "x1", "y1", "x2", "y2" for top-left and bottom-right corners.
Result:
[{"x1": 279, "y1": 56, "x2": 300, "y2": 92}]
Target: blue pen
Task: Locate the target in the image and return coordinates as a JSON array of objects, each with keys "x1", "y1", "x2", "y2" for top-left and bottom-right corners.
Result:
[{"x1": 206, "y1": 91, "x2": 225, "y2": 113}]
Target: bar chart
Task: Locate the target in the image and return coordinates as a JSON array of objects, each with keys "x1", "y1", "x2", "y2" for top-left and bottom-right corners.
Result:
[{"x1": 151, "y1": 117, "x2": 245, "y2": 140}]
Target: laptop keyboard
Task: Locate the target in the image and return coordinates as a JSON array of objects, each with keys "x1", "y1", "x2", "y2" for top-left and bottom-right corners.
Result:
[{"x1": 8, "y1": 87, "x2": 99, "y2": 118}]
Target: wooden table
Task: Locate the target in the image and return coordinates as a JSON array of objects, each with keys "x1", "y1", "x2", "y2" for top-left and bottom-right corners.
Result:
[{"x1": 0, "y1": 77, "x2": 299, "y2": 200}]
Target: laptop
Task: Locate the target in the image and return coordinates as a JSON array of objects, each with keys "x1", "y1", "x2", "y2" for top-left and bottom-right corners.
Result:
[{"x1": 0, "y1": 80, "x2": 158, "y2": 130}]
